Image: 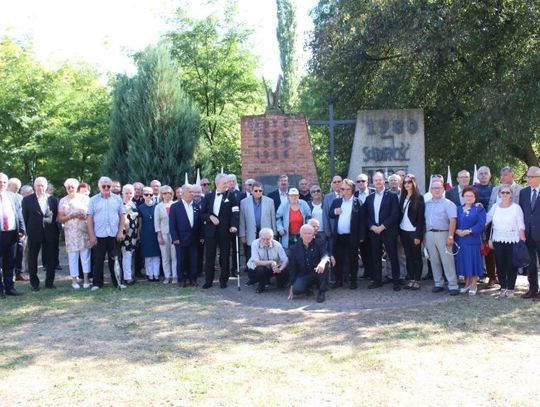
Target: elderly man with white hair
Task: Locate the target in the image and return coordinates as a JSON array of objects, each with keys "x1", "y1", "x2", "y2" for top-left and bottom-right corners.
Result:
[
  {"x1": 200, "y1": 173, "x2": 240, "y2": 289},
  {"x1": 246, "y1": 228, "x2": 288, "y2": 293},
  {"x1": 0, "y1": 173, "x2": 25, "y2": 298},
  {"x1": 7, "y1": 177, "x2": 27, "y2": 282},
  {"x1": 22, "y1": 176, "x2": 60, "y2": 290},
  {"x1": 287, "y1": 224, "x2": 330, "y2": 303},
  {"x1": 87, "y1": 176, "x2": 126, "y2": 290}
]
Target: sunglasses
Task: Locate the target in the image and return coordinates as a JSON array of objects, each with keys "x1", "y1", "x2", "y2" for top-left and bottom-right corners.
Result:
[
  {"x1": 356, "y1": 180, "x2": 367, "y2": 183},
  {"x1": 143, "y1": 193, "x2": 153, "y2": 197},
  {"x1": 253, "y1": 189, "x2": 263, "y2": 193},
  {"x1": 311, "y1": 189, "x2": 321, "y2": 193},
  {"x1": 201, "y1": 183, "x2": 209, "y2": 186},
  {"x1": 101, "y1": 185, "x2": 111, "y2": 189}
]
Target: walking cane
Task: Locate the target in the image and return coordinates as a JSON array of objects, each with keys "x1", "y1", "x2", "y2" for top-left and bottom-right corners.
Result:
[
  {"x1": 113, "y1": 242, "x2": 122, "y2": 290},
  {"x1": 113, "y1": 256, "x2": 124, "y2": 291},
  {"x1": 235, "y1": 233, "x2": 241, "y2": 291}
]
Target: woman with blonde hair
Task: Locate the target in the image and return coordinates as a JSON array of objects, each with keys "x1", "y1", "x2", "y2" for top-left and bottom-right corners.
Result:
[
  {"x1": 486, "y1": 185, "x2": 526, "y2": 298},
  {"x1": 154, "y1": 185, "x2": 177, "y2": 284},
  {"x1": 57, "y1": 178, "x2": 91, "y2": 289}
]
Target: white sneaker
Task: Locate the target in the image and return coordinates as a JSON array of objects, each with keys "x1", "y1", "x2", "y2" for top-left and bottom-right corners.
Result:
[
  {"x1": 72, "y1": 282, "x2": 80, "y2": 290},
  {"x1": 460, "y1": 285, "x2": 470, "y2": 294},
  {"x1": 163, "y1": 278, "x2": 170, "y2": 285},
  {"x1": 118, "y1": 284, "x2": 127, "y2": 289},
  {"x1": 498, "y1": 289, "x2": 507, "y2": 298},
  {"x1": 83, "y1": 283, "x2": 91, "y2": 289},
  {"x1": 506, "y1": 290, "x2": 514, "y2": 299},
  {"x1": 91, "y1": 286, "x2": 100, "y2": 291}
]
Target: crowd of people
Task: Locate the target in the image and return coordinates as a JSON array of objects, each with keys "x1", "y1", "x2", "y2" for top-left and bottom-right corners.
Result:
[{"x1": 1, "y1": 165, "x2": 540, "y2": 304}]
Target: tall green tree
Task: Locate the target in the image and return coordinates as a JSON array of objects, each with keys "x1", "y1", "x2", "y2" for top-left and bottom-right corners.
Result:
[
  {"x1": 0, "y1": 37, "x2": 110, "y2": 187},
  {"x1": 276, "y1": 0, "x2": 300, "y2": 112},
  {"x1": 308, "y1": 0, "x2": 540, "y2": 177},
  {"x1": 104, "y1": 74, "x2": 132, "y2": 182},
  {"x1": 104, "y1": 44, "x2": 200, "y2": 186},
  {"x1": 166, "y1": 6, "x2": 264, "y2": 177}
]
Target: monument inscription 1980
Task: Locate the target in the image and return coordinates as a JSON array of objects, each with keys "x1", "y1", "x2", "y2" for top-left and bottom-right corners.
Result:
[{"x1": 348, "y1": 109, "x2": 425, "y2": 192}]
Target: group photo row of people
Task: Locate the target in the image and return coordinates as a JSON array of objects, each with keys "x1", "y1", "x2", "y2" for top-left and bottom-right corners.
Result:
[{"x1": 1, "y1": 164, "x2": 539, "y2": 304}]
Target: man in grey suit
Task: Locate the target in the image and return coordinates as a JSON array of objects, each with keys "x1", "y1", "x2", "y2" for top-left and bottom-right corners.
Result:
[
  {"x1": 239, "y1": 181, "x2": 276, "y2": 282},
  {"x1": 322, "y1": 175, "x2": 342, "y2": 239},
  {"x1": 0, "y1": 173, "x2": 25, "y2": 298},
  {"x1": 488, "y1": 166, "x2": 522, "y2": 209}
]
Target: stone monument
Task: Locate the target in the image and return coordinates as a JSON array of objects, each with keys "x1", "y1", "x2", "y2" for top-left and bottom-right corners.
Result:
[
  {"x1": 348, "y1": 109, "x2": 425, "y2": 192},
  {"x1": 241, "y1": 113, "x2": 319, "y2": 193}
]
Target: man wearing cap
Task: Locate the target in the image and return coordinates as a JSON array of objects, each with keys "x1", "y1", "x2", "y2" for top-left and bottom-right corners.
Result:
[{"x1": 247, "y1": 228, "x2": 288, "y2": 293}]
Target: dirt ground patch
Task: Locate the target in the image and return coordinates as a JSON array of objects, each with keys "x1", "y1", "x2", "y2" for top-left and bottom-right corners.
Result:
[{"x1": 1, "y1": 270, "x2": 539, "y2": 406}]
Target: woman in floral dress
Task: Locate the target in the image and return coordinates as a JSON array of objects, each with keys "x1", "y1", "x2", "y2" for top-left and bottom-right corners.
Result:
[
  {"x1": 121, "y1": 184, "x2": 140, "y2": 285},
  {"x1": 57, "y1": 178, "x2": 91, "y2": 289}
]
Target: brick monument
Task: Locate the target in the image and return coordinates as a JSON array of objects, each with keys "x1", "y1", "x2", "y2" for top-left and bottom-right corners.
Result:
[{"x1": 241, "y1": 113, "x2": 319, "y2": 193}]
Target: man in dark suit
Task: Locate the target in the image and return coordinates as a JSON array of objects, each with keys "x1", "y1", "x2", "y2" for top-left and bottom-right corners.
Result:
[
  {"x1": 446, "y1": 170, "x2": 470, "y2": 207},
  {"x1": 287, "y1": 224, "x2": 330, "y2": 303},
  {"x1": 328, "y1": 178, "x2": 366, "y2": 289},
  {"x1": 355, "y1": 173, "x2": 374, "y2": 278},
  {"x1": 364, "y1": 172, "x2": 401, "y2": 291},
  {"x1": 200, "y1": 173, "x2": 239, "y2": 288},
  {"x1": 0, "y1": 173, "x2": 26, "y2": 298},
  {"x1": 170, "y1": 184, "x2": 201, "y2": 287},
  {"x1": 322, "y1": 175, "x2": 342, "y2": 240},
  {"x1": 267, "y1": 174, "x2": 289, "y2": 212},
  {"x1": 519, "y1": 166, "x2": 540, "y2": 300},
  {"x1": 22, "y1": 176, "x2": 59, "y2": 290},
  {"x1": 227, "y1": 174, "x2": 245, "y2": 277}
]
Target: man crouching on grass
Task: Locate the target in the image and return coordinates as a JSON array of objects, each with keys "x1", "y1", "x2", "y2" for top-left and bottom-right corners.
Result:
[{"x1": 288, "y1": 224, "x2": 330, "y2": 303}]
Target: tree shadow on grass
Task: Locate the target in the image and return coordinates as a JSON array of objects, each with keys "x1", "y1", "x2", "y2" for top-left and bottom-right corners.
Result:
[{"x1": 1, "y1": 278, "x2": 539, "y2": 370}]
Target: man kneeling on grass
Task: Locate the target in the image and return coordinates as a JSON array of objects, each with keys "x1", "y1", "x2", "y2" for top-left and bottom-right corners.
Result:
[
  {"x1": 288, "y1": 224, "x2": 330, "y2": 303},
  {"x1": 246, "y1": 228, "x2": 288, "y2": 293}
]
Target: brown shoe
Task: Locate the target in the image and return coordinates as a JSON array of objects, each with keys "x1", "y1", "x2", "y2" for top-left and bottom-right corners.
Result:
[
  {"x1": 485, "y1": 279, "x2": 499, "y2": 289},
  {"x1": 15, "y1": 274, "x2": 28, "y2": 281},
  {"x1": 522, "y1": 290, "x2": 536, "y2": 299}
]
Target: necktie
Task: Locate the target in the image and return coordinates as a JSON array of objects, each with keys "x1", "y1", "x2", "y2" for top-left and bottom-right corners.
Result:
[{"x1": 532, "y1": 189, "x2": 537, "y2": 208}]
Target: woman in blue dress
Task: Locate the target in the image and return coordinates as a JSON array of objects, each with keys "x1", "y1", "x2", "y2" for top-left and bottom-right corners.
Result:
[
  {"x1": 455, "y1": 186, "x2": 486, "y2": 295},
  {"x1": 138, "y1": 187, "x2": 161, "y2": 281}
]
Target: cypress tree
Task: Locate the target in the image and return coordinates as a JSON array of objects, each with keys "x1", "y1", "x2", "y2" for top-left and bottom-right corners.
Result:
[{"x1": 276, "y1": 0, "x2": 299, "y2": 112}]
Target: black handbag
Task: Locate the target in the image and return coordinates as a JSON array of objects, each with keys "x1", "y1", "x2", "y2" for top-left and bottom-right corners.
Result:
[{"x1": 512, "y1": 241, "x2": 531, "y2": 268}]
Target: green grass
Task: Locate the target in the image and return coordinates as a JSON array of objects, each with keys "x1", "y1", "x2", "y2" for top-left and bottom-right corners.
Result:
[{"x1": 1, "y1": 280, "x2": 539, "y2": 405}]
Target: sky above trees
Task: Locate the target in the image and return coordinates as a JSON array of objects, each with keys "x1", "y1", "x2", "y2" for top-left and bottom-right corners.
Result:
[{"x1": 0, "y1": 0, "x2": 316, "y2": 80}]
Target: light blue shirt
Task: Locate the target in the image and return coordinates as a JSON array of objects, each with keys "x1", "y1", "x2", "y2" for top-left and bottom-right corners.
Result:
[
  {"x1": 87, "y1": 193, "x2": 125, "y2": 238},
  {"x1": 425, "y1": 198, "x2": 457, "y2": 230}
]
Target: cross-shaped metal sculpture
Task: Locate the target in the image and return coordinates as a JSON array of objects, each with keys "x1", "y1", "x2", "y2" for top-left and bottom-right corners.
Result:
[{"x1": 309, "y1": 103, "x2": 356, "y2": 177}]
